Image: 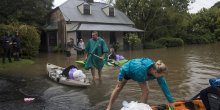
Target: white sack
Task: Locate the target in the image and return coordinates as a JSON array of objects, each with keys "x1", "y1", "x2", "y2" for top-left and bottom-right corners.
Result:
[
  {"x1": 73, "y1": 70, "x2": 86, "y2": 82},
  {"x1": 121, "y1": 101, "x2": 152, "y2": 110}
]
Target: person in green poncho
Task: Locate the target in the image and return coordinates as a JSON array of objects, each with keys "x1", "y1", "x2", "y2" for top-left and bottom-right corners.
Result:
[{"x1": 84, "y1": 31, "x2": 109, "y2": 81}]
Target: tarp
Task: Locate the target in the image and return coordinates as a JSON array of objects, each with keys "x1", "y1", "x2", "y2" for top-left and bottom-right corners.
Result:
[{"x1": 78, "y1": 23, "x2": 143, "y2": 32}]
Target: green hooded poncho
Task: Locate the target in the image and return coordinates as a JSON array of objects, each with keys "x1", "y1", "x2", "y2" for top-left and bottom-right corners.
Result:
[{"x1": 84, "y1": 37, "x2": 109, "y2": 70}]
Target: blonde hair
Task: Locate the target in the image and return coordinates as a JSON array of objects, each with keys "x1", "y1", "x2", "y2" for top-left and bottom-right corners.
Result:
[{"x1": 154, "y1": 60, "x2": 167, "y2": 74}]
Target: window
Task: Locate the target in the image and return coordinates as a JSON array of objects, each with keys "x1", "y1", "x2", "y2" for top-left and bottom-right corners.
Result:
[
  {"x1": 48, "y1": 32, "x2": 57, "y2": 46},
  {"x1": 84, "y1": 4, "x2": 90, "y2": 15},
  {"x1": 109, "y1": 7, "x2": 114, "y2": 17},
  {"x1": 110, "y1": 32, "x2": 116, "y2": 44}
]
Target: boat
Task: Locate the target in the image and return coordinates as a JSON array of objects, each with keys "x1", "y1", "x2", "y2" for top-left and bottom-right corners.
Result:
[
  {"x1": 75, "y1": 59, "x2": 129, "y2": 68},
  {"x1": 46, "y1": 63, "x2": 90, "y2": 87}
]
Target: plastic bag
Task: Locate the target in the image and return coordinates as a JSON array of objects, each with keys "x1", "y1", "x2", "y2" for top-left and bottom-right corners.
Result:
[
  {"x1": 116, "y1": 55, "x2": 125, "y2": 61},
  {"x1": 55, "y1": 69, "x2": 63, "y2": 75},
  {"x1": 121, "y1": 101, "x2": 152, "y2": 110},
  {"x1": 73, "y1": 70, "x2": 86, "y2": 82},
  {"x1": 24, "y1": 98, "x2": 35, "y2": 102}
]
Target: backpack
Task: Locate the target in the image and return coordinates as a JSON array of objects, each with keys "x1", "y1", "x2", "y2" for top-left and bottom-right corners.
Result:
[{"x1": 200, "y1": 86, "x2": 220, "y2": 110}]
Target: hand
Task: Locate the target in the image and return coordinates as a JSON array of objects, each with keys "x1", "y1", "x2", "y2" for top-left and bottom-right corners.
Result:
[
  {"x1": 167, "y1": 103, "x2": 174, "y2": 110},
  {"x1": 84, "y1": 56, "x2": 87, "y2": 60},
  {"x1": 99, "y1": 56, "x2": 104, "y2": 60}
]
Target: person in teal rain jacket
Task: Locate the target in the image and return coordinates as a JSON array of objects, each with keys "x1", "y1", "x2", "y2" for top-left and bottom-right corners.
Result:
[
  {"x1": 106, "y1": 58, "x2": 174, "y2": 110},
  {"x1": 84, "y1": 31, "x2": 109, "y2": 81}
]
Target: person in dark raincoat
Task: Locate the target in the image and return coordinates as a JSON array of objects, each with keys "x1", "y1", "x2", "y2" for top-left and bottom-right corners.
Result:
[
  {"x1": 106, "y1": 58, "x2": 174, "y2": 110},
  {"x1": 12, "y1": 31, "x2": 21, "y2": 61},
  {"x1": 84, "y1": 31, "x2": 109, "y2": 81},
  {"x1": 1, "y1": 32, "x2": 12, "y2": 63}
]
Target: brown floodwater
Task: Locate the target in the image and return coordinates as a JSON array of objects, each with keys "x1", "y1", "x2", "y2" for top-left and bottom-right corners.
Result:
[{"x1": 0, "y1": 42, "x2": 220, "y2": 110}]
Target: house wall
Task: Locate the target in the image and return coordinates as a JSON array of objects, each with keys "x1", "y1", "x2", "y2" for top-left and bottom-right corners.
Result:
[
  {"x1": 80, "y1": 31, "x2": 124, "y2": 51},
  {"x1": 47, "y1": 9, "x2": 65, "y2": 52}
]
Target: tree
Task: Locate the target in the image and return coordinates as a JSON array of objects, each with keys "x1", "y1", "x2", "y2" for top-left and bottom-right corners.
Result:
[
  {"x1": 0, "y1": 0, "x2": 54, "y2": 27},
  {"x1": 115, "y1": 0, "x2": 190, "y2": 43}
]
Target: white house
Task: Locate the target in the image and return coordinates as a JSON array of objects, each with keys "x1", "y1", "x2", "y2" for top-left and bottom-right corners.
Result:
[{"x1": 44, "y1": 0, "x2": 143, "y2": 54}]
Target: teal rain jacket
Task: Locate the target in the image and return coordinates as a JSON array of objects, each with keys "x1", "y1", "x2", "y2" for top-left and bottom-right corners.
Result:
[{"x1": 118, "y1": 58, "x2": 174, "y2": 103}]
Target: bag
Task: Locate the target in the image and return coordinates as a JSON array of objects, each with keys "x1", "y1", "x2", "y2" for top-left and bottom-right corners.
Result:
[
  {"x1": 72, "y1": 70, "x2": 86, "y2": 82},
  {"x1": 121, "y1": 101, "x2": 152, "y2": 110},
  {"x1": 200, "y1": 86, "x2": 220, "y2": 110}
]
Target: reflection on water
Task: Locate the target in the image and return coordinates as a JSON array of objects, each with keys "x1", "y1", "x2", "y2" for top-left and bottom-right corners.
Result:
[{"x1": 0, "y1": 42, "x2": 220, "y2": 110}]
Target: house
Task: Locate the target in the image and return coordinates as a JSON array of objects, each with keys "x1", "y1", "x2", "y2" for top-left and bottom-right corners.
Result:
[{"x1": 43, "y1": 0, "x2": 143, "y2": 54}]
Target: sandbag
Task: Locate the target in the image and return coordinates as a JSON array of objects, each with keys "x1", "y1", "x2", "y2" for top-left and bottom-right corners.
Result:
[{"x1": 121, "y1": 101, "x2": 152, "y2": 110}]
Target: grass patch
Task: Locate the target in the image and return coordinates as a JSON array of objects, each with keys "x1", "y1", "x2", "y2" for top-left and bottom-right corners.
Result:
[{"x1": 0, "y1": 59, "x2": 34, "y2": 70}]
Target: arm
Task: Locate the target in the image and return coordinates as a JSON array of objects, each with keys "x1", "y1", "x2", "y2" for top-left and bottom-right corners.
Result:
[
  {"x1": 157, "y1": 76, "x2": 174, "y2": 103},
  {"x1": 118, "y1": 68, "x2": 126, "y2": 81},
  {"x1": 84, "y1": 52, "x2": 88, "y2": 60},
  {"x1": 84, "y1": 40, "x2": 90, "y2": 60},
  {"x1": 106, "y1": 79, "x2": 127, "y2": 110},
  {"x1": 100, "y1": 39, "x2": 109, "y2": 60}
]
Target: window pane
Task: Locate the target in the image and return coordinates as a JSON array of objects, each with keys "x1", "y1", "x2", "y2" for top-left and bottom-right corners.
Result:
[
  {"x1": 84, "y1": 4, "x2": 90, "y2": 15},
  {"x1": 109, "y1": 7, "x2": 114, "y2": 16}
]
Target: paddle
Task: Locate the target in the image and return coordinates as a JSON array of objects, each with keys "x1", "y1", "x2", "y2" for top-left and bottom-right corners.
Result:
[{"x1": 75, "y1": 53, "x2": 128, "y2": 68}]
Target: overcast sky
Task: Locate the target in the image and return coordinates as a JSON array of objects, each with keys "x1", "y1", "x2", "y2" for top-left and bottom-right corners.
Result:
[{"x1": 53, "y1": 0, "x2": 220, "y2": 13}]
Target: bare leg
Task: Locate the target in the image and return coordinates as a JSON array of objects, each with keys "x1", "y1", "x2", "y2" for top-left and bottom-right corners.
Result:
[
  {"x1": 98, "y1": 69, "x2": 102, "y2": 80},
  {"x1": 138, "y1": 81, "x2": 149, "y2": 103},
  {"x1": 106, "y1": 80, "x2": 127, "y2": 110},
  {"x1": 91, "y1": 67, "x2": 96, "y2": 81}
]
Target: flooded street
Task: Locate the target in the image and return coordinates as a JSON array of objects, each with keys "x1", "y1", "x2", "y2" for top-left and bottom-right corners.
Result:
[{"x1": 0, "y1": 42, "x2": 220, "y2": 110}]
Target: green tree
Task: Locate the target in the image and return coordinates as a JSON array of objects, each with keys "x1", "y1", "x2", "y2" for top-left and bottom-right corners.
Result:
[
  {"x1": 115, "y1": 0, "x2": 190, "y2": 43},
  {"x1": 0, "y1": 0, "x2": 54, "y2": 27},
  {"x1": 124, "y1": 33, "x2": 141, "y2": 49},
  {"x1": 0, "y1": 23, "x2": 40, "y2": 58}
]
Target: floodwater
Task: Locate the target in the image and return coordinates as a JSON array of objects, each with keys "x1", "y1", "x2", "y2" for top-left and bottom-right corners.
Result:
[{"x1": 0, "y1": 42, "x2": 220, "y2": 110}]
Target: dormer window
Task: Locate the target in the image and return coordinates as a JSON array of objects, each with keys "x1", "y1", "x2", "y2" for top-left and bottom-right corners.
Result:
[
  {"x1": 102, "y1": 5, "x2": 115, "y2": 17},
  {"x1": 77, "y1": 2, "x2": 91, "y2": 15},
  {"x1": 109, "y1": 7, "x2": 114, "y2": 17},
  {"x1": 83, "y1": 3, "x2": 90, "y2": 15}
]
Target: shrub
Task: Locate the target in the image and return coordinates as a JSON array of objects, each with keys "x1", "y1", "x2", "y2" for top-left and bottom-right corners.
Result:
[
  {"x1": 52, "y1": 43, "x2": 62, "y2": 53},
  {"x1": 143, "y1": 42, "x2": 164, "y2": 49},
  {"x1": 214, "y1": 29, "x2": 220, "y2": 41},
  {"x1": 124, "y1": 33, "x2": 141, "y2": 49},
  {"x1": 0, "y1": 23, "x2": 40, "y2": 58},
  {"x1": 112, "y1": 42, "x2": 120, "y2": 52},
  {"x1": 155, "y1": 37, "x2": 184, "y2": 47},
  {"x1": 184, "y1": 36, "x2": 209, "y2": 44}
]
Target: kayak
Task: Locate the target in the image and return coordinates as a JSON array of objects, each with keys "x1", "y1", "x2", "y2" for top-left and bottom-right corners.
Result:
[
  {"x1": 46, "y1": 63, "x2": 90, "y2": 87},
  {"x1": 75, "y1": 60, "x2": 86, "y2": 68},
  {"x1": 75, "y1": 59, "x2": 129, "y2": 68},
  {"x1": 152, "y1": 99, "x2": 205, "y2": 110}
]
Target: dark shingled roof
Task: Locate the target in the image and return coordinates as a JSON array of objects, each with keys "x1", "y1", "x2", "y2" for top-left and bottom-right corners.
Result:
[{"x1": 58, "y1": 0, "x2": 134, "y2": 25}]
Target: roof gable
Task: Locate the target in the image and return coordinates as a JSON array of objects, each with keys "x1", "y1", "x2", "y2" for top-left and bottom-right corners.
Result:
[{"x1": 58, "y1": 0, "x2": 134, "y2": 25}]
